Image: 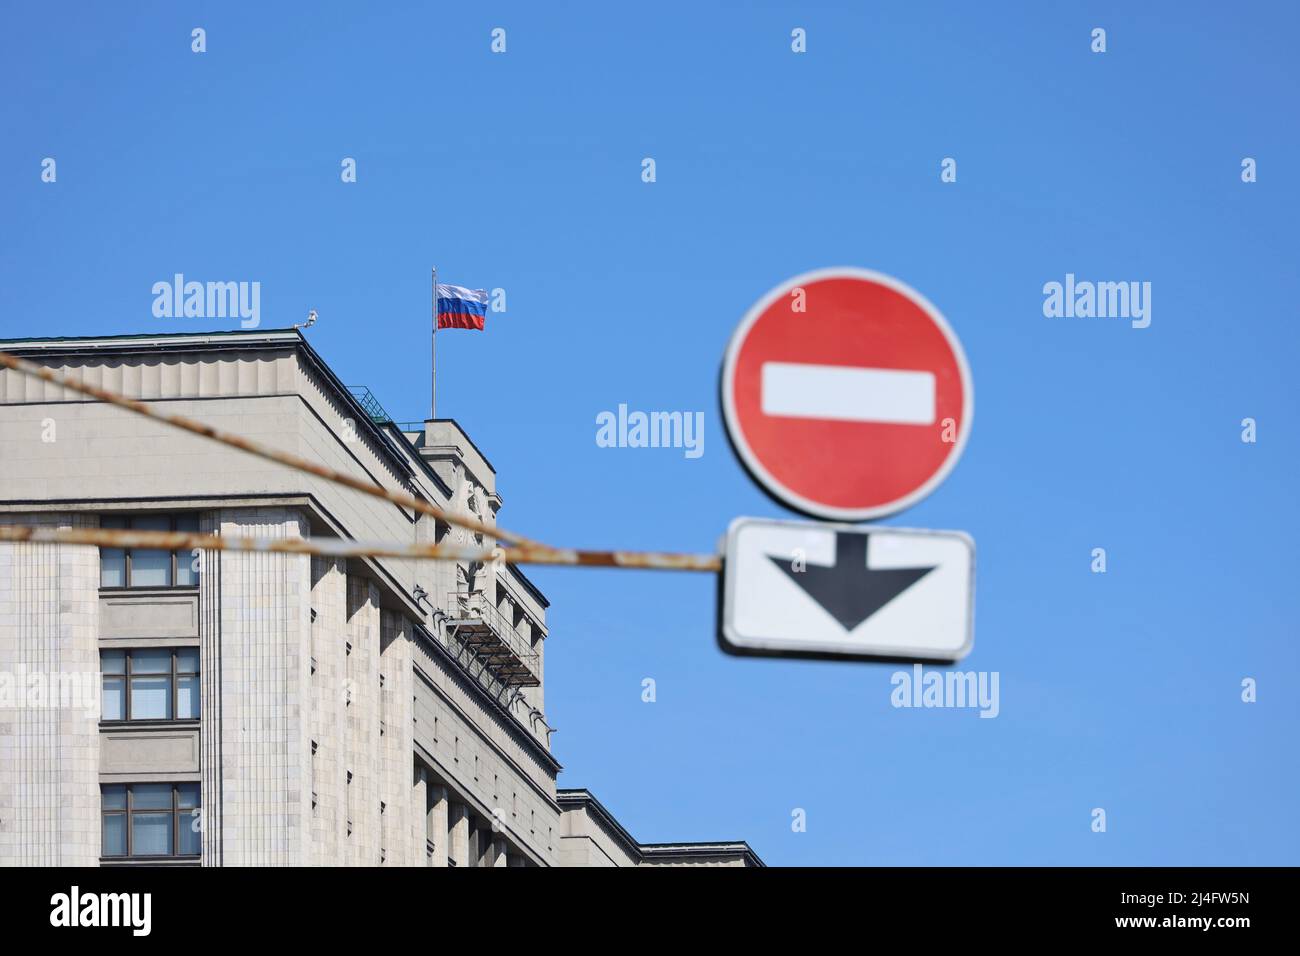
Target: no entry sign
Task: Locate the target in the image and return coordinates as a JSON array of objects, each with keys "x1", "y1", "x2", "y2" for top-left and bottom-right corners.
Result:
[{"x1": 721, "y1": 268, "x2": 973, "y2": 521}]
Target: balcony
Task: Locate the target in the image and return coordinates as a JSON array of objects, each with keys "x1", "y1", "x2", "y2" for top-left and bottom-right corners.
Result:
[{"x1": 444, "y1": 590, "x2": 540, "y2": 687}]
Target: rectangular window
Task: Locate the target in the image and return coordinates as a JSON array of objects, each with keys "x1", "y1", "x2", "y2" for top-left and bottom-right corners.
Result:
[
  {"x1": 99, "y1": 514, "x2": 201, "y2": 589},
  {"x1": 101, "y1": 786, "x2": 127, "y2": 856},
  {"x1": 174, "y1": 515, "x2": 200, "y2": 585},
  {"x1": 176, "y1": 784, "x2": 201, "y2": 855},
  {"x1": 175, "y1": 648, "x2": 200, "y2": 719},
  {"x1": 101, "y1": 648, "x2": 200, "y2": 723},
  {"x1": 101, "y1": 783, "x2": 201, "y2": 859},
  {"x1": 129, "y1": 516, "x2": 172, "y2": 587},
  {"x1": 129, "y1": 649, "x2": 171, "y2": 720},
  {"x1": 101, "y1": 650, "x2": 126, "y2": 720}
]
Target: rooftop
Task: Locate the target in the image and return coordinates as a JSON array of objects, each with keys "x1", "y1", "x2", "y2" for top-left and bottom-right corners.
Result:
[{"x1": 556, "y1": 788, "x2": 765, "y2": 867}]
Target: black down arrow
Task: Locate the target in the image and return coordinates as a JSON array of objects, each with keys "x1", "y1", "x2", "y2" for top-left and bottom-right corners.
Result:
[{"x1": 769, "y1": 532, "x2": 936, "y2": 632}]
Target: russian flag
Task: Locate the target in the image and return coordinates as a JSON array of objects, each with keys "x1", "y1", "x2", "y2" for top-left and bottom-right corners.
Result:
[{"x1": 435, "y1": 283, "x2": 488, "y2": 331}]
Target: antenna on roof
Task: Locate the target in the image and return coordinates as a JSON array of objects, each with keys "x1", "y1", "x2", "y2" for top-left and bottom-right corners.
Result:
[{"x1": 294, "y1": 309, "x2": 318, "y2": 331}]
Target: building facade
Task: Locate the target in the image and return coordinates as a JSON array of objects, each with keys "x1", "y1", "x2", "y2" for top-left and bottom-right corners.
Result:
[{"x1": 0, "y1": 329, "x2": 761, "y2": 868}]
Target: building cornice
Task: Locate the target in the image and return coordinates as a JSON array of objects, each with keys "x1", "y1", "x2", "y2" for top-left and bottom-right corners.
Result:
[
  {"x1": 0, "y1": 327, "x2": 423, "y2": 491},
  {"x1": 556, "y1": 788, "x2": 644, "y2": 862},
  {"x1": 639, "y1": 842, "x2": 766, "y2": 867},
  {"x1": 556, "y1": 789, "x2": 766, "y2": 867},
  {"x1": 0, "y1": 329, "x2": 304, "y2": 349},
  {"x1": 507, "y1": 563, "x2": 550, "y2": 609}
]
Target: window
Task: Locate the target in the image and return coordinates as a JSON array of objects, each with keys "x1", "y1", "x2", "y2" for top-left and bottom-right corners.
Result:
[
  {"x1": 101, "y1": 783, "x2": 200, "y2": 859},
  {"x1": 102, "y1": 648, "x2": 199, "y2": 722},
  {"x1": 100, "y1": 514, "x2": 200, "y2": 588}
]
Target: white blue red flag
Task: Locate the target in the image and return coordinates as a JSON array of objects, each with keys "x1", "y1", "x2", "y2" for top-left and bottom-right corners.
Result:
[{"x1": 435, "y1": 283, "x2": 488, "y2": 331}]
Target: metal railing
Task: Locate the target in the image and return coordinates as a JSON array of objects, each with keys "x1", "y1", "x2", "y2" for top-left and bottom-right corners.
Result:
[
  {"x1": 346, "y1": 386, "x2": 392, "y2": 424},
  {"x1": 444, "y1": 589, "x2": 539, "y2": 684}
]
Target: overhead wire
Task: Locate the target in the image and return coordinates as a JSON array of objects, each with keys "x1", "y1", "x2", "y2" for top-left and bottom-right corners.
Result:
[{"x1": 0, "y1": 348, "x2": 723, "y2": 573}]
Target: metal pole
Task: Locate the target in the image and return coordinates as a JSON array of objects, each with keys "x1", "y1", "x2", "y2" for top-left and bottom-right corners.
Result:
[{"x1": 431, "y1": 265, "x2": 438, "y2": 419}]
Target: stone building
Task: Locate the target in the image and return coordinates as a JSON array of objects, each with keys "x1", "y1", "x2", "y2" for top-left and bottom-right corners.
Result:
[{"x1": 0, "y1": 329, "x2": 761, "y2": 867}]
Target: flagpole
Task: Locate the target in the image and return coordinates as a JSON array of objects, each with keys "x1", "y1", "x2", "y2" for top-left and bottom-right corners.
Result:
[{"x1": 436, "y1": 267, "x2": 441, "y2": 421}]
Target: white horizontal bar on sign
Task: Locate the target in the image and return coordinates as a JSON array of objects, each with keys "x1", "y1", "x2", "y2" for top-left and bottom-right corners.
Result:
[{"x1": 760, "y1": 362, "x2": 936, "y2": 425}]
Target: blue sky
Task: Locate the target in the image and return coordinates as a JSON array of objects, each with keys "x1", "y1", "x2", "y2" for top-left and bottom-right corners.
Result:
[{"x1": 3, "y1": 2, "x2": 1297, "y2": 865}]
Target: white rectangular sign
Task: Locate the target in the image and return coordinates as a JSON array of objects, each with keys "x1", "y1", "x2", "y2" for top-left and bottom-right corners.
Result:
[
  {"x1": 760, "y1": 362, "x2": 936, "y2": 424},
  {"x1": 719, "y1": 517, "x2": 975, "y2": 663}
]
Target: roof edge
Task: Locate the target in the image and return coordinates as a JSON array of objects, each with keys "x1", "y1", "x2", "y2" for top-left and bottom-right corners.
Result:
[
  {"x1": 0, "y1": 328, "x2": 304, "y2": 349},
  {"x1": 556, "y1": 788, "x2": 765, "y2": 867},
  {"x1": 0, "y1": 327, "x2": 423, "y2": 487}
]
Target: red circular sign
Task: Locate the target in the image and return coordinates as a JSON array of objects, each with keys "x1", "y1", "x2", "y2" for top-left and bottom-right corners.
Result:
[{"x1": 721, "y1": 268, "x2": 973, "y2": 521}]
